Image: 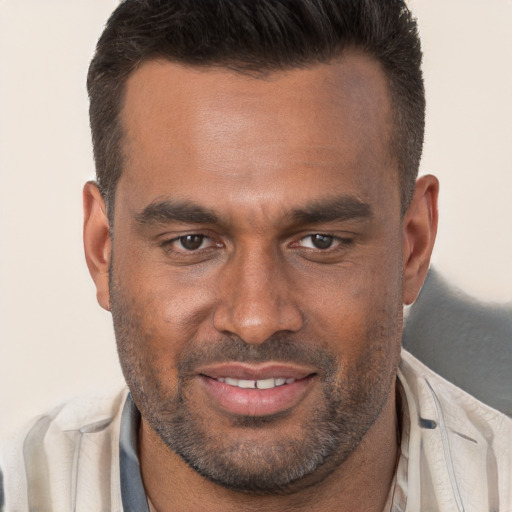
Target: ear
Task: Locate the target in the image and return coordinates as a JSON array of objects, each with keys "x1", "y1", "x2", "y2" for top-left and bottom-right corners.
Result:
[
  {"x1": 83, "y1": 181, "x2": 111, "y2": 311},
  {"x1": 402, "y1": 174, "x2": 439, "y2": 305}
]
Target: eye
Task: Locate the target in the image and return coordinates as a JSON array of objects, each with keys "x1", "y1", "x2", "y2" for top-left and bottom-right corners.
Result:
[
  {"x1": 169, "y1": 234, "x2": 222, "y2": 252},
  {"x1": 178, "y1": 234, "x2": 208, "y2": 251},
  {"x1": 158, "y1": 232, "x2": 224, "y2": 264},
  {"x1": 160, "y1": 233, "x2": 220, "y2": 254},
  {"x1": 299, "y1": 234, "x2": 335, "y2": 250}
]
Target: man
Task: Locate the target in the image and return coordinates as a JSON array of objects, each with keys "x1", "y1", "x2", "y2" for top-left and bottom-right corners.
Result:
[{"x1": 2, "y1": 1, "x2": 510, "y2": 511}]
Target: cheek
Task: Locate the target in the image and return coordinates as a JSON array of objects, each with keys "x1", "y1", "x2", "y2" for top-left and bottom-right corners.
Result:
[
  {"x1": 295, "y1": 244, "x2": 403, "y2": 355},
  {"x1": 113, "y1": 255, "x2": 219, "y2": 350}
]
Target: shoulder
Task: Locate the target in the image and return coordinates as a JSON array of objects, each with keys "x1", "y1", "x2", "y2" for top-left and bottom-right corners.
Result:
[
  {"x1": 0, "y1": 387, "x2": 129, "y2": 512},
  {"x1": 400, "y1": 349, "x2": 512, "y2": 436},
  {"x1": 399, "y1": 350, "x2": 512, "y2": 510}
]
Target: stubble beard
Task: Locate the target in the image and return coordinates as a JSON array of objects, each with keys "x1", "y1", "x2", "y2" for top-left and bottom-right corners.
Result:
[{"x1": 110, "y1": 277, "x2": 402, "y2": 495}]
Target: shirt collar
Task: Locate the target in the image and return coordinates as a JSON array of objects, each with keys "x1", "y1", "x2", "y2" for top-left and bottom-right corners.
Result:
[{"x1": 119, "y1": 393, "x2": 150, "y2": 512}]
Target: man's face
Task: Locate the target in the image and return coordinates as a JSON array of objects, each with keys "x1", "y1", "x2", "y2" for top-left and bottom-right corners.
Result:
[{"x1": 110, "y1": 53, "x2": 404, "y2": 492}]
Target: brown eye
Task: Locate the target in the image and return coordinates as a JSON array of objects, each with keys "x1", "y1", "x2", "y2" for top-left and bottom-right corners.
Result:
[
  {"x1": 308, "y1": 234, "x2": 334, "y2": 249},
  {"x1": 179, "y1": 235, "x2": 205, "y2": 251}
]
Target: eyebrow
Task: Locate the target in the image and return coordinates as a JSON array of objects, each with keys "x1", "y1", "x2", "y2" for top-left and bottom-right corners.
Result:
[
  {"x1": 288, "y1": 196, "x2": 373, "y2": 224},
  {"x1": 134, "y1": 195, "x2": 372, "y2": 228},
  {"x1": 135, "y1": 200, "x2": 219, "y2": 226}
]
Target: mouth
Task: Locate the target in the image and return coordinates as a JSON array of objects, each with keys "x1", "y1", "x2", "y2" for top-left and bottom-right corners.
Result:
[
  {"x1": 214, "y1": 377, "x2": 297, "y2": 389},
  {"x1": 197, "y1": 363, "x2": 317, "y2": 417}
]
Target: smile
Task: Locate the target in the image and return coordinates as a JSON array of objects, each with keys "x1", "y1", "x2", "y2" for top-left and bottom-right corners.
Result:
[{"x1": 216, "y1": 377, "x2": 296, "y2": 389}]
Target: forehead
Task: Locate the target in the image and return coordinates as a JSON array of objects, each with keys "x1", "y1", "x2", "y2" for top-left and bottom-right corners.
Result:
[{"x1": 118, "y1": 53, "x2": 398, "y2": 219}]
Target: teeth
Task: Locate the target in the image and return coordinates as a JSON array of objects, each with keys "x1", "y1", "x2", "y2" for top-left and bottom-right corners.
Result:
[
  {"x1": 256, "y1": 378, "x2": 275, "y2": 389},
  {"x1": 237, "y1": 379, "x2": 256, "y2": 389},
  {"x1": 218, "y1": 377, "x2": 296, "y2": 389}
]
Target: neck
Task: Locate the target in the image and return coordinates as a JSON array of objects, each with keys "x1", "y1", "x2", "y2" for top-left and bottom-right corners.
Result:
[{"x1": 140, "y1": 387, "x2": 399, "y2": 512}]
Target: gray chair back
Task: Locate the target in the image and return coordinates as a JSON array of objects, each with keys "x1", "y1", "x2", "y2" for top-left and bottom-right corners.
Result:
[{"x1": 403, "y1": 267, "x2": 512, "y2": 416}]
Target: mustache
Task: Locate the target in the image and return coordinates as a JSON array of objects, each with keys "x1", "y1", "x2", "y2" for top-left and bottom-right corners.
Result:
[{"x1": 177, "y1": 333, "x2": 338, "y2": 378}]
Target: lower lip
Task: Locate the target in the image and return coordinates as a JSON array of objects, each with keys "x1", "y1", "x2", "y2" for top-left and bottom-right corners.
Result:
[{"x1": 200, "y1": 375, "x2": 314, "y2": 417}]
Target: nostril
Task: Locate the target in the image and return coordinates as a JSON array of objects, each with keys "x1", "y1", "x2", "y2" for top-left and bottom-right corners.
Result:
[{"x1": 212, "y1": 277, "x2": 303, "y2": 343}]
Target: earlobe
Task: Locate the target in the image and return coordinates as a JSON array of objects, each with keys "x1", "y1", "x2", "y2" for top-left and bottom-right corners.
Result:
[
  {"x1": 402, "y1": 174, "x2": 439, "y2": 305},
  {"x1": 83, "y1": 181, "x2": 111, "y2": 311}
]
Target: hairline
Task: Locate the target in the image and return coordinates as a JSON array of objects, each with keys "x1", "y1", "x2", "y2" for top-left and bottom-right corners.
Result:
[{"x1": 103, "y1": 50, "x2": 409, "y2": 224}]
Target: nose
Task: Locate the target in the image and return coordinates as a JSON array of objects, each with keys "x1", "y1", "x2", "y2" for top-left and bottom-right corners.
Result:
[{"x1": 213, "y1": 246, "x2": 303, "y2": 345}]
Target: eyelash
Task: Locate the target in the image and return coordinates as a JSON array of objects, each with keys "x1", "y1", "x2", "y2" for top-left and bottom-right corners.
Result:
[
  {"x1": 160, "y1": 234, "x2": 221, "y2": 253},
  {"x1": 159, "y1": 232, "x2": 353, "y2": 256},
  {"x1": 295, "y1": 233, "x2": 354, "y2": 251}
]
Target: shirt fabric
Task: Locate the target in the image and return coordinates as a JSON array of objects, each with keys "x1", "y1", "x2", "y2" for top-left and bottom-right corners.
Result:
[{"x1": 1, "y1": 350, "x2": 511, "y2": 511}]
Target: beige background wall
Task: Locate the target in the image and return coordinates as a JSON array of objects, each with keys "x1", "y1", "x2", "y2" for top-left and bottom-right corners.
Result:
[{"x1": 1, "y1": 0, "x2": 511, "y2": 439}]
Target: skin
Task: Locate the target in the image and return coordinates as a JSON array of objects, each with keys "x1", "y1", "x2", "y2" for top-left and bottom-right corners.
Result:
[{"x1": 84, "y1": 52, "x2": 438, "y2": 511}]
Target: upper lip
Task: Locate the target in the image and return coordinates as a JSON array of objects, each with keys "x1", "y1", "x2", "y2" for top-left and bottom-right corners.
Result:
[{"x1": 197, "y1": 362, "x2": 317, "y2": 381}]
